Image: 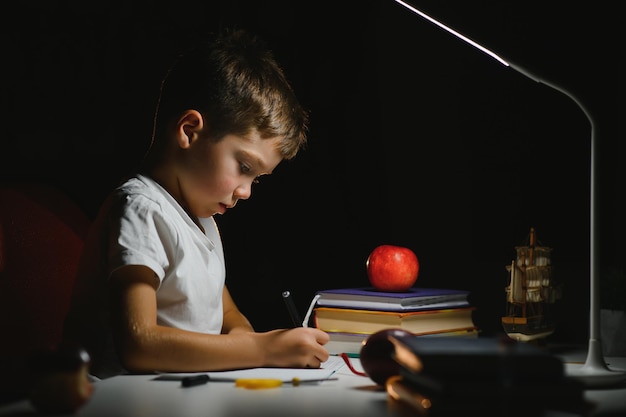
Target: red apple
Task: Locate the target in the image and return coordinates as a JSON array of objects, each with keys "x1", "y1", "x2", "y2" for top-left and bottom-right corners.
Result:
[{"x1": 366, "y1": 245, "x2": 419, "y2": 292}]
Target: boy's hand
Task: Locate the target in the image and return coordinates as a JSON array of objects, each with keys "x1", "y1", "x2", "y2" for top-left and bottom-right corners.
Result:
[{"x1": 262, "y1": 327, "x2": 330, "y2": 369}]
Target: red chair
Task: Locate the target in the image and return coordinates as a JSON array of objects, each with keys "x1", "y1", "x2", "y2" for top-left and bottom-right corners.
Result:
[{"x1": 0, "y1": 183, "x2": 91, "y2": 401}]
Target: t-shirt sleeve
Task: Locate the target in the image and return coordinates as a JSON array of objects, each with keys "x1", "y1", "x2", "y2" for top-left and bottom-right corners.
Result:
[{"x1": 107, "y1": 193, "x2": 173, "y2": 283}]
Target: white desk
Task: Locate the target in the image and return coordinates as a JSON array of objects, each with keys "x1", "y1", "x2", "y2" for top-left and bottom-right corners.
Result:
[
  {"x1": 0, "y1": 362, "x2": 392, "y2": 417},
  {"x1": 1, "y1": 351, "x2": 625, "y2": 417}
]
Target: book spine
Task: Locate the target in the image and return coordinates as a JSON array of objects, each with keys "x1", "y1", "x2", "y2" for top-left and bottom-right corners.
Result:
[
  {"x1": 316, "y1": 299, "x2": 470, "y2": 312},
  {"x1": 314, "y1": 308, "x2": 475, "y2": 334}
]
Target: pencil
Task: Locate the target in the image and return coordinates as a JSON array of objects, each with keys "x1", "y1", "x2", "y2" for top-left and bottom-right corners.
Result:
[{"x1": 282, "y1": 290, "x2": 302, "y2": 327}]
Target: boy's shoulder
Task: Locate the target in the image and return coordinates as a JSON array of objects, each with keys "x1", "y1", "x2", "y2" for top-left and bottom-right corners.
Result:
[
  {"x1": 116, "y1": 173, "x2": 153, "y2": 193},
  {"x1": 102, "y1": 174, "x2": 170, "y2": 215},
  {"x1": 108, "y1": 174, "x2": 187, "y2": 224},
  {"x1": 114, "y1": 174, "x2": 166, "y2": 201}
]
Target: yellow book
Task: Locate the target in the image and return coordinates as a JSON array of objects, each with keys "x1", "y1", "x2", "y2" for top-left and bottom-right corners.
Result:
[{"x1": 314, "y1": 306, "x2": 475, "y2": 335}]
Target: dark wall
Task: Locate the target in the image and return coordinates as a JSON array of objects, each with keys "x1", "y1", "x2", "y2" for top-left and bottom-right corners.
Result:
[{"x1": 2, "y1": 0, "x2": 623, "y2": 344}]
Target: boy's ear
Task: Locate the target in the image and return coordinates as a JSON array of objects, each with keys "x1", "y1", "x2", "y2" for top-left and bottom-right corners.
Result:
[{"x1": 176, "y1": 110, "x2": 205, "y2": 149}]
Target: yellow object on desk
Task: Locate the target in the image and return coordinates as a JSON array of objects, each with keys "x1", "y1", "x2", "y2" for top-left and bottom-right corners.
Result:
[
  {"x1": 235, "y1": 378, "x2": 284, "y2": 389},
  {"x1": 234, "y1": 377, "x2": 313, "y2": 389}
]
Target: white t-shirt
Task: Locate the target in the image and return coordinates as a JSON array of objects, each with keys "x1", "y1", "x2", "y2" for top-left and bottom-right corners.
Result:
[{"x1": 65, "y1": 174, "x2": 225, "y2": 378}]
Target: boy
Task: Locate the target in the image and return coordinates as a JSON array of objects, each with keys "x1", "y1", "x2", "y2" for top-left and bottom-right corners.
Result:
[{"x1": 63, "y1": 29, "x2": 329, "y2": 379}]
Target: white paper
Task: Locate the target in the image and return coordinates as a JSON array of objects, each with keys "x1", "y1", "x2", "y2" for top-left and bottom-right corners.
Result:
[{"x1": 156, "y1": 355, "x2": 344, "y2": 382}]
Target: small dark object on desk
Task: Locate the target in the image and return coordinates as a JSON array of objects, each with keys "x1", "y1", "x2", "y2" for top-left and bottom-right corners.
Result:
[
  {"x1": 182, "y1": 374, "x2": 210, "y2": 387},
  {"x1": 359, "y1": 328, "x2": 414, "y2": 386},
  {"x1": 28, "y1": 343, "x2": 94, "y2": 414},
  {"x1": 387, "y1": 336, "x2": 594, "y2": 416}
]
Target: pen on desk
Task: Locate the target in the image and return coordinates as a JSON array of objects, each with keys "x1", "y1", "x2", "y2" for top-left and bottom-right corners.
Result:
[
  {"x1": 282, "y1": 290, "x2": 302, "y2": 327},
  {"x1": 181, "y1": 374, "x2": 210, "y2": 387}
]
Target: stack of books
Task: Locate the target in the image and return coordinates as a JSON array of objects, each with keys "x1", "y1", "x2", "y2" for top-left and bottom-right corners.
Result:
[{"x1": 311, "y1": 287, "x2": 479, "y2": 354}]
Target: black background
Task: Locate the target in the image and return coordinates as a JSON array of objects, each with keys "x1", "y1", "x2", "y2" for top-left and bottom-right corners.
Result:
[{"x1": 2, "y1": 1, "x2": 623, "y2": 344}]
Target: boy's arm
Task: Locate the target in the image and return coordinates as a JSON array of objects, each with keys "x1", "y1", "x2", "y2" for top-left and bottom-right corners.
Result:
[{"x1": 109, "y1": 265, "x2": 330, "y2": 373}]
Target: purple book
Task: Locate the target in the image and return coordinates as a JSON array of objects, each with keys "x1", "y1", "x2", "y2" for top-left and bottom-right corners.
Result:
[{"x1": 314, "y1": 287, "x2": 470, "y2": 312}]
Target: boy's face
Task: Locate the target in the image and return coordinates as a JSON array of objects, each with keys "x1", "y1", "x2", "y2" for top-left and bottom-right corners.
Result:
[{"x1": 178, "y1": 130, "x2": 283, "y2": 218}]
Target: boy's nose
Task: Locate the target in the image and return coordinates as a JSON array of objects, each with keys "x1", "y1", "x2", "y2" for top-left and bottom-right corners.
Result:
[{"x1": 234, "y1": 183, "x2": 252, "y2": 201}]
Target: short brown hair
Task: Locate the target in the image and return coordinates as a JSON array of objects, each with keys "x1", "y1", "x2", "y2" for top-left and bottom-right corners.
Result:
[{"x1": 153, "y1": 29, "x2": 308, "y2": 160}]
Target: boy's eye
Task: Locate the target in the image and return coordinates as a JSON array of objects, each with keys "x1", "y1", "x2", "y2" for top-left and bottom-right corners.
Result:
[
  {"x1": 240, "y1": 163, "x2": 260, "y2": 184},
  {"x1": 240, "y1": 163, "x2": 251, "y2": 174}
]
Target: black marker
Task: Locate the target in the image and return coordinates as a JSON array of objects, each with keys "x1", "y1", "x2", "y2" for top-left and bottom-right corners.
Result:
[
  {"x1": 282, "y1": 290, "x2": 302, "y2": 327},
  {"x1": 181, "y1": 374, "x2": 210, "y2": 387}
]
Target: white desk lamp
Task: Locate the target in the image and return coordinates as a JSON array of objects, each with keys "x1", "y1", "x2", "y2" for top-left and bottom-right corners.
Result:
[{"x1": 392, "y1": 0, "x2": 625, "y2": 387}]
